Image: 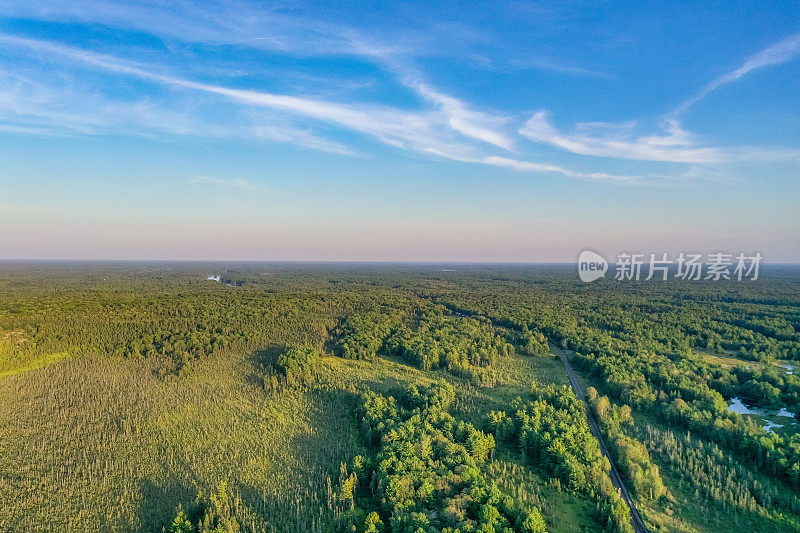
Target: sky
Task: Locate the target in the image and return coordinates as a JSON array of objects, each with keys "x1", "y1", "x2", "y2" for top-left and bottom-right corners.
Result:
[{"x1": 0, "y1": 1, "x2": 798, "y2": 262}]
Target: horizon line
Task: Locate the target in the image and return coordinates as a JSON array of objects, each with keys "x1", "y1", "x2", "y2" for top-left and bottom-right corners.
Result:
[{"x1": 2, "y1": 259, "x2": 800, "y2": 266}]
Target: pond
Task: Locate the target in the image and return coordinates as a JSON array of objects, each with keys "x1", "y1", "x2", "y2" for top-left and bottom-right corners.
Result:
[
  {"x1": 727, "y1": 397, "x2": 797, "y2": 433},
  {"x1": 763, "y1": 420, "x2": 784, "y2": 432},
  {"x1": 776, "y1": 360, "x2": 797, "y2": 375}
]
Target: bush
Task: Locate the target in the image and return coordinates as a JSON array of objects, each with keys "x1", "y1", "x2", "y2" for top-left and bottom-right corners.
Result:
[{"x1": 276, "y1": 345, "x2": 319, "y2": 383}]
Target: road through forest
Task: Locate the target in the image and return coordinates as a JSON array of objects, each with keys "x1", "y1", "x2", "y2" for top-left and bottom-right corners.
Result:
[{"x1": 552, "y1": 344, "x2": 649, "y2": 533}]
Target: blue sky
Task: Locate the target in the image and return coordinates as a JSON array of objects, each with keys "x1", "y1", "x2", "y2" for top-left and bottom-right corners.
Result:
[{"x1": 0, "y1": 1, "x2": 798, "y2": 261}]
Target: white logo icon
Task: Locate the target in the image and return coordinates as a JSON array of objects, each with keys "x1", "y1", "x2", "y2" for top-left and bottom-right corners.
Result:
[{"x1": 578, "y1": 250, "x2": 608, "y2": 282}]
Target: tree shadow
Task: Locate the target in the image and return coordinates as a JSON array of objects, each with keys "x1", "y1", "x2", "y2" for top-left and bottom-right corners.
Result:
[
  {"x1": 322, "y1": 321, "x2": 342, "y2": 355},
  {"x1": 244, "y1": 344, "x2": 289, "y2": 388},
  {"x1": 234, "y1": 387, "x2": 366, "y2": 532},
  {"x1": 135, "y1": 477, "x2": 195, "y2": 532}
]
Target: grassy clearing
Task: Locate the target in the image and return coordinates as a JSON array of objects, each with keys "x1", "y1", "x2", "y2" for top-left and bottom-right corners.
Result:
[
  {"x1": 0, "y1": 351, "x2": 361, "y2": 531},
  {"x1": 0, "y1": 351, "x2": 72, "y2": 379},
  {"x1": 452, "y1": 353, "x2": 567, "y2": 426},
  {"x1": 696, "y1": 350, "x2": 755, "y2": 369}
]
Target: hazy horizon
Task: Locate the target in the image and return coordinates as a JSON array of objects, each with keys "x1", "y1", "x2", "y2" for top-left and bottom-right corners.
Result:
[{"x1": 4, "y1": 259, "x2": 800, "y2": 268}]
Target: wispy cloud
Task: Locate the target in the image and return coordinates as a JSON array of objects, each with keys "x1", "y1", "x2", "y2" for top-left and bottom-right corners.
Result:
[
  {"x1": 248, "y1": 124, "x2": 357, "y2": 156},
  {"x1": 0, "y1": 1, "x2": 600, "y2": 78},
  {"x1": 189, "y1": 176, "x2": 256, "y2": 189},
  {"x1": 520, "y1": 112, "x2": 724, "y2": 164},
  {"x1": 481, "y1": 156, "x2": 640, "y2": 184},
  {"x1": 0, "y1": 34, "x2": 462, "y2": 154},
  {"x1": 0, "y1": 41, "x2": 358, "y2": 154},
  {"x1": 405, "y1": 79, "x2": 514, "y2": 150},
  {"x1": 515, "y1": 34, "x2": 800, "y2": 166},
  {"x1": 0, "y1": 123, "x2": 65, "y2": 136},
  {"x1": 0, "y1": 1, "x2": 418, "y2": 64},
  {"x1": 416, "y1": 149, "x2": 643, "y2": 183},
  {"x1": 520, "y1": 111, "x2": 800, "y2": 165},
  {"x1": 674, "y1": 33, "x2": 800, "y2": 116},
  {"x1": 0, "y1": 33, "x2": 643, "y2": 182}
]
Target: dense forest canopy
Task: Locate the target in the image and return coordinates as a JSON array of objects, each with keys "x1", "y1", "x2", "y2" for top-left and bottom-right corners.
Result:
[{"x1": 1, "y1": 262, "x2": 799, "y2": 532}]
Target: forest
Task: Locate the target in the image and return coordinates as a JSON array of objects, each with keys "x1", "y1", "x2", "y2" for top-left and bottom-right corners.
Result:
[{"x1": 0, "y1": 261, "x2": 799, "y2": 532}]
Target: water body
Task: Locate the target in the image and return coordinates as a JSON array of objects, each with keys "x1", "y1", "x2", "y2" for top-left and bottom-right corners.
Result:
[
  {"x1": 763, "y1": 420, "x2": 784, "y2": 432},
  {"x1": 727, "y1": 397, "x2": 796, "y2": 433},
  {"x1": 777, "y1": 361, "x2": 797, "y2": 375},
  {"x1": 727, "y1": 397, "x2": 763, "y2": 415},
  {"x1": 205, "y1": 275, "x2": 245, "y2": 286}
]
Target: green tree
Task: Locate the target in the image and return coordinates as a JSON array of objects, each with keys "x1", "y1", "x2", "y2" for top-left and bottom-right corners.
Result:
[{"x1": 166, "y1": 504, "x2": 193, "y2": 533}]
